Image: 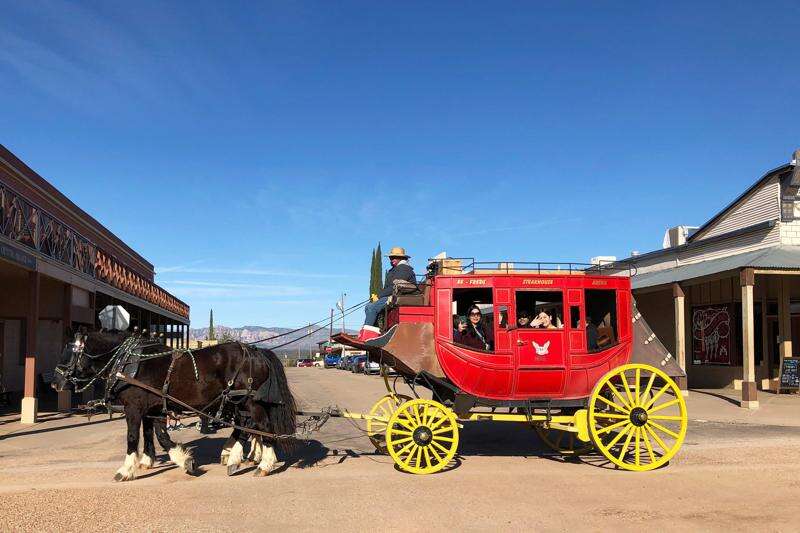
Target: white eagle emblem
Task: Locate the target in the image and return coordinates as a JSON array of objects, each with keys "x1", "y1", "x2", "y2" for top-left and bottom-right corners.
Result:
[{"x1": 532, "y1": 340, "x2": 550, "y2": 356}]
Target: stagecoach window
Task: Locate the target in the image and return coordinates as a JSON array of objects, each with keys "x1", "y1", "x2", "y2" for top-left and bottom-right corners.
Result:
[
  {"x1": 515, "y1": 291, "x2": 564, "y2": 329},
  {"x1": 452, "y1": 288, "x2": 494, "y2": 352},
  {"x1": 570, "y1": 306, "x2": 580, "y2": 329},
  {"x1": 585, "y1": 289, "x2": 618, "y2": 352}
]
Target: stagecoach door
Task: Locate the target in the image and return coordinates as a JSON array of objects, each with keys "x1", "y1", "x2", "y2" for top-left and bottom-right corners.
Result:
[{"x1": 512, "y1": 290, "x2": 566, "y2": 396}]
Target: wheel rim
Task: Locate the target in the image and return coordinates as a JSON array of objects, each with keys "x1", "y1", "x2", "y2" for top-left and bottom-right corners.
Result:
[
  {"x1": 588, "y1": 364, "x2": 687, "y2": 471},
  {"x1": 535, "y1": 426, "x2": 593, "y2": 456},
  {"x1": 367, "y1": 394, "x2": 411, "y2": 453},
  {"x1": 386, "y1": 399, "x2": 459, "y2": 474}
]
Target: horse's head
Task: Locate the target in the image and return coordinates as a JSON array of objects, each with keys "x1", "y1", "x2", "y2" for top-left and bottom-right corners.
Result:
[{"x1": 52, "y1": 330, "x2": 131, "y2": 392}]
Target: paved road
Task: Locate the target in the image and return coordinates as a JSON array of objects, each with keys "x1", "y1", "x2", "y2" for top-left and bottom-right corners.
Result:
[{"x1": 1, "y1": 367, "x2": 798, "y2": 532}]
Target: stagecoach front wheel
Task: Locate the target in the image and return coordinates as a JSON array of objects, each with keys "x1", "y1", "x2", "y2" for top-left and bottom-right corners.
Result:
[
  {"x1": 588, "y1": 363, "x2": 687, "y2": 472},
  {"x1": 367, "y1": 394, "x2": 412, "y2": 454},
  {"x1": 385, "y1": 399, "x2": 459, "y2": 475}
]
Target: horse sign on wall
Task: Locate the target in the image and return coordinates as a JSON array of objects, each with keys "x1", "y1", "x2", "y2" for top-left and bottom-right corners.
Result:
[{"x1": 692, "y1": 305, "x2": 732, "y2": 365}]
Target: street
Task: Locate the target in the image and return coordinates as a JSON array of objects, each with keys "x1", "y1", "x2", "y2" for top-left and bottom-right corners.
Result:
[{"x1": 1, "y1": 367, "x2": 798, "y2": 532}]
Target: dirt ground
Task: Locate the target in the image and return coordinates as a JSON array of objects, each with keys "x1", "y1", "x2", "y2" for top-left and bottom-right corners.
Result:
[{"x1": 1, "y1": 368, "x2": 799, "y2": 532}]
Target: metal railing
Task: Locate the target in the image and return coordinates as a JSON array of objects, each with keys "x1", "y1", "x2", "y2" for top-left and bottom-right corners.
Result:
[{"x1": 427, "y1": 257, "x2": 636, "y2": 277}]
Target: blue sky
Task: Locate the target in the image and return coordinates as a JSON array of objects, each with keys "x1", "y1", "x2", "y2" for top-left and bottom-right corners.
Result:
[{"x1": 2, "y1": 1, "x2": 798, "y2": 327}]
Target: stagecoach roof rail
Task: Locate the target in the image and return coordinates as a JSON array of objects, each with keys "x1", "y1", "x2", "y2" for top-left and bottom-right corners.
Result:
[{"x1": 427, "y1": 257, "x2": 636, "y2": 276}]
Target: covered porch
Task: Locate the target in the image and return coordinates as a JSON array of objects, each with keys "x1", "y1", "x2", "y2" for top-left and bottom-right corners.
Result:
[{"x1": 632, "y1": 246, "x2": 800, "y2": 409}]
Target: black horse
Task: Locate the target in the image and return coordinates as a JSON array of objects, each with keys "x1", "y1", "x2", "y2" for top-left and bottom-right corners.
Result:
[{"x1": 52, "y1": 330, "x2": 296, "y2": 481}]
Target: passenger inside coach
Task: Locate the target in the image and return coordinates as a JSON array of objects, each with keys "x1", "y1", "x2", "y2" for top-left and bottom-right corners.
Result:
[
  {"x1": 516, "y1": 310, "x2": 532, "y2": 328},
  {"x1": 459, "y1": 304, "x2": 494, "y2": 351}
]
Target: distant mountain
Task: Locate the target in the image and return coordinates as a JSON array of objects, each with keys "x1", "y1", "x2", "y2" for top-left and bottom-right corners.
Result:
[{"x1": 190, "y1": 325, "x2": 357, "y2": 353}]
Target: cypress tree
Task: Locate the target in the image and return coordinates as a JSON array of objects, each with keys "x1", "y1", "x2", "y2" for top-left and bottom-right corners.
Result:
[
  {"x1": 208, "y1": 309, "x2": 216, "y2": 341},
  {"x1": 368, "y1": 247, "x2": 376, "y2": 295},
  {"x1": 375, "y1": 242, "x2": 383, "y2": 290}
]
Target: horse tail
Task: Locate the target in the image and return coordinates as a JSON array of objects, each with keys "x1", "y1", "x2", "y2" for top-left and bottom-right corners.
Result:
[{"x1": 259, "y1": 348, "x2": 297, "y2": 451}]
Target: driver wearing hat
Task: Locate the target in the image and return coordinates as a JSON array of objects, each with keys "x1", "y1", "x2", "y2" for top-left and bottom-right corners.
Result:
[{"x1": 359, "y1": 246, "x2": 417, "y2": 341}]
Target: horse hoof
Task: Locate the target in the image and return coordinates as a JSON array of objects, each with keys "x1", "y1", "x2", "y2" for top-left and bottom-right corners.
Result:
[
  {"x1": 185, "y1": 459, "x2": 195, "y2": 474},
  {"x1": 227, "y1": 464, "x2": 240, "y2": 476},
  {"x1": 220, "y1": 457, "x2": 228, "y2": 465},
  {"x1": 253, "y1": 468, "x2": 269, "y2": 477},
  {"x1": 113, "y1": 473, "x2": 133, "y2": 482}
]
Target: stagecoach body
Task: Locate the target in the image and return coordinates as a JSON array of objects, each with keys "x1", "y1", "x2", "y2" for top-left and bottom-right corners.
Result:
[{"x1": 334, "y1": 260, "x2": 688, "y2": 474}]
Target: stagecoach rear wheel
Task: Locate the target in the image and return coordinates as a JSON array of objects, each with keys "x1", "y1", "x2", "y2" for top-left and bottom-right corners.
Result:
[
  {"x1": 588, "y1": 363, "x2": 687, "y2": 472},
  {"x1": 535, "y1": 426, "x2": 593, "y2": 456},
  {"x1": 385, "y1": 399, "x2": 459, "y2": 475},
  {"x1": 367, "y1": 394, "x2": 412, "y2": 454}
]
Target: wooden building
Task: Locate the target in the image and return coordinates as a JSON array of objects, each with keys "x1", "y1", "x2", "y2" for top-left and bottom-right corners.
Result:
[
  {"x1": 0, "y1": 145, "x2": 190, "y2": 422},
  {"x1": 624, "y1": 150, "x2": 800, "y2": 408}
]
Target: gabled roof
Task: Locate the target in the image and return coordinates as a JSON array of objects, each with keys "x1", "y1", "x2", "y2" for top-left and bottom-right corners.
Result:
[{"x1": 688, "y1": 163, "x2": 792, "y2": 243}]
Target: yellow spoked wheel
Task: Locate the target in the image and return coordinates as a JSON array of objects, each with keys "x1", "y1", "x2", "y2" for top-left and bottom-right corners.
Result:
[
  {"x1": 535, "y1": 426, "x2": 593, "y2": 456},
  {"x1": 589, "y1": 363, "x2": 687, "y2": 471},
  {"x1": 385, "y1": 399, "x2": 459, "y2": 475},
  {"x1": 366, "y1": 394, "x2": 412, "y2": 454}
]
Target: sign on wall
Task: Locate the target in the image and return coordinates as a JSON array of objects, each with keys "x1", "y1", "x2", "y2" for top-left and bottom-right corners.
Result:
[{"x1": 692, "y1": 304, "x2": 733, "y2": 365}]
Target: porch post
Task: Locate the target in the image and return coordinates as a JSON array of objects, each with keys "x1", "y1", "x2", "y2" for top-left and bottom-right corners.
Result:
[
  {"x1": 672, "y1": 283, "x2": 688, "y2": 395},
  {"x1": 740, "y1": 269, "x2": 758, "y2": 409},
  {"x1": 21, "y1": 271, "x2": 40, "y2": 423},
  {"x1": 58, "y1": 283, "x2": 72, "y2": 412},
  {"x1": 778, "y1": 277, "x2": 792, "y2": 375}
]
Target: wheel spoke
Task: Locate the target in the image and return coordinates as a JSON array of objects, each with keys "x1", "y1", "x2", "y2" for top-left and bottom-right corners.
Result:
[
  {"x1": 421, "y1": 404, "x2": 430, "y2": 425},
  {"x1": 643, "y1": 383, "x2": 670, "y2": 410},
  {"x1": 434, "y1": 435, "x2": 455, "y2": 443},
  {"x1": 641, "y1": 426, "x2": 656, "y2": 463},
  {"x1": 391, "y1": 429, "x2": 413, "y2": 436},
  {"x1": 649, "y1": 415, "x2": 684, "y2": 421},
  {"x1": 432, "y1": 426, "x2": 453, "y2": 435},
  {"x1": 648, "y1": 420, "x2": 680, "y2": 439},
  {"x1": 617, "y1": 426, "x2": 636, "y2": 461},
  {"x1": 634, "y1": 427, "x2": 641, "y2": 466},
  {"x1": 602, "y1": 425, "x2": 631, "y2": 451},
  {"x1": 644, "y1": 424, "x2": 669, "y2": 453},
  {"x1": 640, "y1": 371, "x2": 657, "y2": 405},
  {"x1": 395, "y1": 440, "x2": 415, "y2": 459},
  {"x1": 431, "y1": 440, "x2": 451, "y2": 455},
  {"x1": 394, "y1": 417, "x2": 416, "y2": 432},
  {"x1": 414, "y1": 445, "x2": 423, "y2": 468},
  {"x1": 593, "y1": 413, "x2": 629, "y2": 419},
  {"x1": 391, "y1": 436, "x2": 413, "y2": 445},
  {"x1": 648, "y1": 398, "x2": 680, "y2": 414},
  {"x1": 401, "y1": 444, "x2": 419, "y2": 467},
  {"x1": 428, "y1": 442, "x2": 443, "y2": 463},
  {"x1": 595, "y1": 419, "x2": 629, "y2": 436},
  {"x1": 422, "y1": 446, "x2": 433, "y2": 469},
  {"x1": 428, "y1": 412, "x2": 448, "y2": 431},
  {"x1": 634, "y1": 368, "x2": 641, "y2": 407},
  {"x1": 605, "y1": 382, "x2": 632, "y2": 411},
  {"x1": 412, "y1": 405, "x2": 423, "y2": 427},
  {"x1": 619, "y1": 371, "x2": 636, "y2": 408},
  {"x1": 596, "y1": 393, "x2": 630, "y2": 414}
]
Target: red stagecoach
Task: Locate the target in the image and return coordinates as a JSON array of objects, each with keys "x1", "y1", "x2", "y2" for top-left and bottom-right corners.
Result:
[{"x1": 334, "y1": 258, "x2": 687, "y2": 474}]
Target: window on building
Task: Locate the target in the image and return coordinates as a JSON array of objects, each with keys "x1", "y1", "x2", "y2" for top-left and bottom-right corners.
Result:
[
  {"x1": 515, "y1": 291, "x2": 564, "y2": 329},
  {"x1": 586, "y1": 289, "x2": 618, "y2": 352}
]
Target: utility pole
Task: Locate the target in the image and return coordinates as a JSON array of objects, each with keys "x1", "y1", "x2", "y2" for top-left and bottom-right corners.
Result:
[
  {"x1": 329, "y1": 308, "x2": 334, "y2": 341},
  {"x1": 341, "y1": 293, "x2": 346, "y2": 333}
]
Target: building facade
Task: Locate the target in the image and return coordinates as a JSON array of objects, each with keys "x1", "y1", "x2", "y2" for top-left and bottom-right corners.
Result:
[
  {"x1": 0, "y1": 145, "x2": 189, "y2": 422},
  {"x1": 624, "y1": 150, "x2": 800, "y2": 408}
]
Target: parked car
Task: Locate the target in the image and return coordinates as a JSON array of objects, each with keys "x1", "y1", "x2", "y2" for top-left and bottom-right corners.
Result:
[
  {"x1": 324, "y1": 354, "x2": 341, "y2": 368},
  {"x1": 312, "y1": 359, "x2": 324, "y2": 367},
  {"x1": 363, "y1": 359, "x2": 380, "y2": 375},
  {"x1": 338, "y1": 356, "x2": 351, "y2": 370},
  {"x1": 296, "y1": 359, "x2": 313, "y2": 367},
  {"x1": 351, "y1": 355, "x2": 367, "y2": 373}
]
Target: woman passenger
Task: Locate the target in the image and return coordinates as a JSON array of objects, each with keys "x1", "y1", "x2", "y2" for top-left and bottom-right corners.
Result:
[
  {"x1": 532, "y1": 310, "x2": 558, "y2": 329},
  {"x1": 459, "y1": 304, "x2": 494, "y2": 351}
]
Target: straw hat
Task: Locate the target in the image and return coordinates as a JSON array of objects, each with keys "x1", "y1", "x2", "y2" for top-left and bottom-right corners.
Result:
[{"x1": 386, "y1": 246, "x2": 410, "y2": 259}]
